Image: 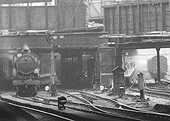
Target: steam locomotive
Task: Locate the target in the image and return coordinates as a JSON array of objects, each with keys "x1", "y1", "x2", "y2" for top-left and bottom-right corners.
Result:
[{"x1": 12, "y1": 46, "x2": 40, "y2": 97}]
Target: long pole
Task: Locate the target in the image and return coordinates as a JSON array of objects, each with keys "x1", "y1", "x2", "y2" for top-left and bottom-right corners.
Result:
[{"x1": 51, "y1": 39, "x2": 56, "y2": 96}]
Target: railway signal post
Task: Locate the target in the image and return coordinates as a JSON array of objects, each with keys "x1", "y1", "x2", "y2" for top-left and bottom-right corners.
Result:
[
  {"x1": 51, "y1": 43, "x2": 56, "y2": 96},
  {"x1": 46, "y1": 32, "x2": 56, "y2": 96}
]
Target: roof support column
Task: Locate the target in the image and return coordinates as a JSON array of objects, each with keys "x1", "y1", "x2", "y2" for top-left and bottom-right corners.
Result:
[
  {"x1": 156, "y1": 47, "x2": 160, "y2": 82},
  {"x1": 115, "y1": 46, "x2": 122, "y2": 68}
]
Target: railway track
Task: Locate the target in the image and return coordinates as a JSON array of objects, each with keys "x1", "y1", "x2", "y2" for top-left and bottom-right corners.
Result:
[
  {"x1": 134, "y1": 68, "x2": 170, "y2": 95},
  {"x1": 146, "y1": 80, "x2": 170, "y2": 93},
  {"x1": 1, "y1": 90, "x2": 170, "y2": 121},
  {"x1": 129, "y1": 78, "x2": 170, "y2": 115},
  {"x1": 68, "y1": 90, "x2": 139, "y2": 110},
  {"x1": 55, "y1": 90, "x2": 170, "y2": 121},
  {"x1": 0, "y1": 94, "x2": 74, "y2": 121},
  {"x1": 0, "y1": 100, "x2": 38, "y2": 121},
  {"x1": 0, "y1": 92, "x2": 140, "y2": 121},
  {"x1": 75, "y1": 90, "x2": 170, "y2": 121},
  {"x1": 130, "y1": 78, "x2": 170, "y2": 98},
  {"x1": 38, "y1": 90, "x2": 142, "y2": 121}
]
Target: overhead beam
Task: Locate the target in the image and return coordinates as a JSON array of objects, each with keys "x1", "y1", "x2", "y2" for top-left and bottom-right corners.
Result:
[
  {"x1": 0, "y1": 0, "x2": 52, "y2": 4},
  {"x1": 0, "y1": 32, "x2": 106, "y2": 50},
  {"x1": 112, "y1": 41, "x2": 170, "y2": 49}
]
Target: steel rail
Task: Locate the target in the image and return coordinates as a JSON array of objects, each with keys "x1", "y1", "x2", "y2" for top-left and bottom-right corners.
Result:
[
  {"x1": 1, "y1": 93, "x2": 140, "y2": 121},
  {"x1": 56, "y1": 90, "x2": 170, "y2": 121},
  {"x1": 0, "y1": 99, "x2": 74, "y2": 121},
  {"x1": 56, "y1": 90, "x2": 142, "y2": 121}
]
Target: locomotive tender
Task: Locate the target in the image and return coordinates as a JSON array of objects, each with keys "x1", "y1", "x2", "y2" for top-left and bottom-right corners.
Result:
[
  {"x1": 12, "y1": 46, "x2": 40, "y2": 96},
  {"x1": 147, "y1": 55, "x2": 168, "y2": 80}
]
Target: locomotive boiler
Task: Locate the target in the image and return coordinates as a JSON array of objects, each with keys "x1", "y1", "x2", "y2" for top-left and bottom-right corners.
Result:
[
  {"x1": 147, "y1": 55, "x2": 167, "y2": 80},
  {"x1": 12, "y1": 46, "x2": 40, "y2": 96}
]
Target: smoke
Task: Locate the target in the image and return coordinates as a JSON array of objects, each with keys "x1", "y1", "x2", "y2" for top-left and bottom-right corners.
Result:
[
  {"x1": 1, "y1": 53, "x2": 13, "y2": 61},
  {"x1": 23, "y1": 44, "x2": 30, "y2": 50}
]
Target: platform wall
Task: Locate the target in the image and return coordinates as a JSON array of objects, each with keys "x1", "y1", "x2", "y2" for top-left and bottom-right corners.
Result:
[
  {"x1": 0, "y1": 3, "x2": 86, "y2": 31},
  {"x1": 104, "y1": 0, "x2": 170, "y2": 35}
]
